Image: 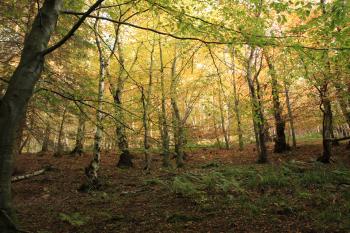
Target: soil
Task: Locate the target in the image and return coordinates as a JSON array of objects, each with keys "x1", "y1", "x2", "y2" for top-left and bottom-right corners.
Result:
[{"x1": 13, "y1": 141, "x2": 350, "y2": 233}]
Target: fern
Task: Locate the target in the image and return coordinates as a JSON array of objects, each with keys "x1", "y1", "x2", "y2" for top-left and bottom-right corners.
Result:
[{"x1": 58, "y1": 212, "x2": 89, "y2": 226}]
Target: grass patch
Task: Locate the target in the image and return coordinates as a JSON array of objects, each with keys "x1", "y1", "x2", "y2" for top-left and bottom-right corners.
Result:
[
  {"x1": 58, "y1": 212, "x2": 90, "y2": 226},
  {"x1": 143, "y1": 178, "x2": 165, "y2": 186},
  {"x1": 163, "y1": 161, "x2": 350, "y2": 232},
  {"x1": 201, "y1": 161, "x2": 221, "y2": 169},
  {"x1": 166, "y1": 213, "x2": 202, "y2": 223},
  {"x1": 170, "y1": 176, "x2": 203, "y2": 198}
]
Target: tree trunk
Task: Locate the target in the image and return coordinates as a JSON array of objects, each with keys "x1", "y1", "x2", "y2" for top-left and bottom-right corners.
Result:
[
  {"x1": 264, "y1": 52, "x2": 288, "y2": 153},
  {"x1": 246, "y1": 48, "x2": 268, "y2": 163},
  {"x1": 158, "y1": 39, "x2": 170, "y2": 167},
  {"x1": 114, "y1": 25, "x2": 132, "y2": 168},
  {"x1": 14, "y1": 113, "x2": 27, "y2": 156},
  {"x1": 141, "y1": 89, "x2": 151, "y2": 171},
  {"x1": 317, "y1": 0, "x2": 334, "y2": 163},
  {"x1": 334, "y1": 80, "x2": 350, "y2": 127},
  {"x1": 82, "y1": 17, "x2": 105, "y2": 191},
  {"x1": 212, "y1": 110, "x2": 222, "y2": 148},
  {"x1": 0, "y1": 0, "x2": 62, "y2": 231},
  {"x1": 70, "y1": 110, "x2": 86, "y2": 156},
  {"x1": 172, "y1": 99, "x2": 185, "y2": 167},
  {"x1": 230, "y1": 47, "x2": 244, "y2": 150},
  {"x1": 335, "y1": 82, "x2": 350, "y2": 148},
  {"x1": 54, "y1": 106, "x2": 67, "y2": 157},
  {"x1": 170, "y1": 47, "x2": 185, "y2": 168},
  {"x1": 142, "y1": 40, "x2": 155, "y2": 172},
  {"x1": 218, "y1": 82, "x2": 230, "y2": 149},
  {"x1": 19, "y1": 135, "x2": 30, "y2": 155},
  {"x1": 256, "y1": 77, "x2": 268, "y2": 163},
  {"x1": 318, "y1": 96, "x2": 333, "y2": 163},
  {"x1": 41, "y1": 121, "x2": 51, "y2": 153},
  {"x1": 284, "y1": 80, "x2": 297, "y2": 148}
]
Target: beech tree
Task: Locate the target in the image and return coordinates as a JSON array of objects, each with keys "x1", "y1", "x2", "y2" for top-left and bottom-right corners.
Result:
[{"x1": 0, "y1": 0, "x2": 104, "y2": 231}]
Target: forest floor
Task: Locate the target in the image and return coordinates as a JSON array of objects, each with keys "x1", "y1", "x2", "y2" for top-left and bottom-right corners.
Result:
[{"x1": 13, "y1": 141, "x2": 350, "y2": 233}]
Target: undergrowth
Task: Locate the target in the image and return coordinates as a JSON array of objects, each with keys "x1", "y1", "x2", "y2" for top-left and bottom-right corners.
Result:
[{"x1": 145, "y1": 160, "x2": 350, "y2": 232}]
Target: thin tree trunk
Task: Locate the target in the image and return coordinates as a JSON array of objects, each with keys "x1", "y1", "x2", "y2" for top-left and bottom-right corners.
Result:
[
  {"x1": 335, "y1": 82, "x2": 350, "y2": 148},
  {"x1": 158, "y1": 39, "x2": 170, "y2": 167},
  {"x1": 246, "y1": 48, "x2": 268, "y2": 163},
  {"x1": 54, "y1": 107, "x2": 67, "y2": 157},
  {"x1": 284, "y1": 81, "x2": 297, "y2": 148},
  {"x1": 218, "y1": 82, "x2": 230, "y2": 149},
  {"x1": 141, "y1": 89, "x2": 151, "y2": 171},
  {"x1": 230, "y1": 47, "x2": 244, "y2": 150},
  {"x1": 317, "y1": 0, "x2": 334, "y2": 163},
  {"x1": 334, "y1": 81, "x2": 350, "y2": 127},
  {"x1": 19, "y1": 135, "x2": 30, "y2": 155},
  {"x1": 70, "y1": 110, "x2": 86, "y2": 156},
  {"x1": 318, "y1": 95, "x2": 333, "y2": 163},
  {"x1": 82, "y1": 17, "x2": 105, "y2": 191},
  {"x1": 0, "y1": 1, "x2": 62, "y2": 231},
  {"x1": 255, "y1": 71, "x2": 268, "y2": 162},
  {"x1": 264, "y1": 52, "x2": 288, "y2": 153},
  {"x1": 142, "y1": 40, "x2": 155, "y2": 172},
  {"x1": 170, "y1": 46, "x2": 185, "y2": 167},
  {"x1": 41, "y1": 122, "x2": 51, "y2": 153},
  {"x1": 114, "y1": 25, "x2": 132, "y2": 168},
  {"x1": 213, "y1": 113, "x2": 222, "y2": 148}
]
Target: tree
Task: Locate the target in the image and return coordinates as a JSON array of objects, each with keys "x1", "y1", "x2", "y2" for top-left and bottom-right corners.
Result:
[
  {"x1": 170, "y1": 44, "x2": 185, "y2": 168},
  {"x1": 230, "y1": 47, "x2": 244, "y2": 151},
  {"x1": 246, "y1": 47, "x2": 268, "y2": 163},
  {"x1": 141, "y1": 38, "x2": 155, "y2": 171},
  {"x1": 264, "y1": 50, "x2": 289, "y2": 153},
  {"x1": 82, "y1": 14, "x2": 108, "y2": 191},
  {"x1": 158, "y1": 39, "x2": 171, "y2": 167},
  {"x1": 54, "y1": 106, "x2": 68, "y2": 157},
  {"x1": 114, "y1": 23, "x2": 133, "y2": 168},
  {"x1": 0, "y1": 0, "x2": 104, "y2": 230},
  {"x1": 70, "y1": 108, "x2": 86, "y2": 156}
]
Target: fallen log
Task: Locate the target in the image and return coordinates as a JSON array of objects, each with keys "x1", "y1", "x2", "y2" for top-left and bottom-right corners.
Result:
[{"x1": 11, "y1": 165, "x2": 52, "y2": 182}]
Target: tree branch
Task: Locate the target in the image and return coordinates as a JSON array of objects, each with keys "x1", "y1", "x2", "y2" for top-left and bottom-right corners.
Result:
[
  {"x1": 0, "y1": 77, "x2": 9, "y2": 83},
  {"x1": 61, "y1": 10, "x2": 350, "y2": 51},
  {"x1": 42, "y1": 0, "x2": 105, "y2": 55}
]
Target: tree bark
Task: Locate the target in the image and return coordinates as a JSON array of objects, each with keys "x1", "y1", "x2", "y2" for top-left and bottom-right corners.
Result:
[
  {"x1": 14, "y1": 113, "x2": 27, "y2": 156},
  {"x1": 54, "y1": 106, "x2": 67, "y2": 157},
  {"x1": 218, "y1": 80, "x2": 230, "y2": 149},
  {"x1": 212, "y1": 100, "x2": 222, "y2": 148},
  {"x1": 317, "y1": 0, "x2": 334, "y2": 163},
  {"x1": 82, "y1": 17, "x2": 105, "y2": 191},
  {"x1": 264, "y1": 52, "x2": 288, "y2": 153},
  {"x1": 158, "y1": 39, "x2": 170, "y2": 167},
  {"x1": 70, "y1": 110, "x2": 86, "y2": 156},
  {"x1": 170, "y1": 46, "x2": 185, "y2": 167},
  {"x1": 334, "y1": 79, "x2": 350, "y2": 127},
  {"x1": 0, "y1": 0, "x2": 62, "y2": 231},
  {"x1": 334, "y1": 81, "x2": 350, "y2": 148},
  {"x1": 114, "y1": 25, "x2": 133, "y2": 168},
  {"x1": 230, "y1": 47, "x2": 244, "y2": 150},
  {"x1": 246, "y1": 48, "x2": 268, "y2": 163},
  {"x1": 142, "y1": 40, "x2": 155, "y2": 172},
  {"x1": 318, "y1": 95, "x2": 333, "y2": 163},
  {"x1": 283, "y1": 80, "x2": 297, "y2": 148}
]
